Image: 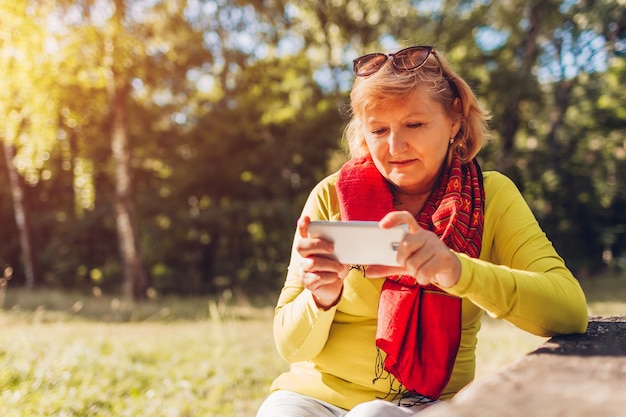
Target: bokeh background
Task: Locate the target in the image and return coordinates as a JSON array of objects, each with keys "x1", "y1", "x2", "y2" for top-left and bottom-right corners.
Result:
[{"x1": 1, "y1": 0, "x2": 625, "y2": 301}]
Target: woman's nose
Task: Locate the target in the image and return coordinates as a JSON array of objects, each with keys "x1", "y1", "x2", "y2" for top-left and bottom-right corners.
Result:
[{"x1": 388, "y1": 131, "x2": 408, "y2": 155}]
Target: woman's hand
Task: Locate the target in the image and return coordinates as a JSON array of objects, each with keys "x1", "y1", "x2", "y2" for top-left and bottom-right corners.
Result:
[
  {"x1": 365, "y1": 211, "x2": 462, "y2": 288},
  {"x1": 297, "y1": 216, "x2": 349, "y2": 309}
]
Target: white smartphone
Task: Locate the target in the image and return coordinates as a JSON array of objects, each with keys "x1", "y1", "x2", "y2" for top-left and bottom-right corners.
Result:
[{"x1": 307, "y1": 221, "x2": 408, "y2": 266}]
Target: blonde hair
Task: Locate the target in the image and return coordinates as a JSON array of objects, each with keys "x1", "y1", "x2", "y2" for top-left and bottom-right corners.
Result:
[{"x1": 343, "y1": 49, "x2": 490, "y2": 164}]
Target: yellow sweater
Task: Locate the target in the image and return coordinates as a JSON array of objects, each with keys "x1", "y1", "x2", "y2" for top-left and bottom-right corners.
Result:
[{"x1": 270, "y1": 171, "x2": 588, "y2": 410}]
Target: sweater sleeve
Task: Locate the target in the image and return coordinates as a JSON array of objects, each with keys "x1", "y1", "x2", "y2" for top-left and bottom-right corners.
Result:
[
  {"x1": 272, "y1": 175, "x2": 342, "y2": 363},
  {"x1": 445, "y1": 173, "x2": 588, "y2": 336}
]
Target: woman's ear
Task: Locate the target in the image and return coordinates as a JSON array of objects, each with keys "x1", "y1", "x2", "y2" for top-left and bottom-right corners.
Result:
[
  {"x1": 451, "y1": 98, "x2": 462, "y2": 137},
  {"x1": 452, "y1": 97, "x2": 462, "y2": 113}
]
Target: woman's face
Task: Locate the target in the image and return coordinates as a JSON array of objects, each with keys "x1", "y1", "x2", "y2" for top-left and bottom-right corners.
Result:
[{"x1": 362, "y1": 88, "x2": 460, "y2": 195}]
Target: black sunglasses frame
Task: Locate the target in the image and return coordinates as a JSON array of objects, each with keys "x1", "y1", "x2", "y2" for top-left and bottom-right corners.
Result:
[{"x1": 352, "y1": 46, "x2": 436, "y2": 77}]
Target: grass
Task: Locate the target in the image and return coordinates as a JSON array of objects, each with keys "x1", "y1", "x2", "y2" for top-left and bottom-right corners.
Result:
[
  {"x1": 0, "y1": 289, "x2": 283, "y2": 417},
  {"x1": 0, "y1": 319, "x2": 284, "y2": 417},
  {"x1": 578, "y1": 272, "x2": 626, "y2": 317},
  {"x1": 0, "y1": 273, "x2": 624, "y2": 417},
  {"x1": 475, "y1": 272, "x2": 626, "y2": 379}
]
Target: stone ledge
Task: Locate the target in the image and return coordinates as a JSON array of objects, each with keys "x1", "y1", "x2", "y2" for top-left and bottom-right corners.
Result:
[{"x1": 420, "y1": 316, "x2": 626, "y2": 417}]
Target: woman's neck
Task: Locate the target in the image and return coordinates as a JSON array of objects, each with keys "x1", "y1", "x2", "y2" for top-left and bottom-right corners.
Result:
[
  {"x1": 391, "y1": 187, "x2": 431, "y2": 217},
  {"x1": 388, "y1": 166, "x2": 445, "y2": 216}
]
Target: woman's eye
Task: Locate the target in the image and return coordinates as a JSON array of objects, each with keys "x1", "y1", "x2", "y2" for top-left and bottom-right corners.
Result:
[
  {"x1": 407, "y1": 123, "x2": 424, "y2": 129},
  {"x1": 371, "y1": 127, "x2": 387, "y2": 135}
]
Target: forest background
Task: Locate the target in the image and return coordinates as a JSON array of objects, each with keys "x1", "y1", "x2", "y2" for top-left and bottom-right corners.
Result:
[{"x1": 1, "y1": 0, "x2": 625, "y2": 302}]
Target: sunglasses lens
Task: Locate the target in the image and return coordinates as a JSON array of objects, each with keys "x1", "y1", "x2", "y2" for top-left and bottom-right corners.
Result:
[
  {"x1": 394, "y1": 47, "x2": 431, "y2": 70},
  {"x1": 353, "y1": 46, "x2": 435, "y2": 77},
  {"x1": 353, "y1": 53, "x2": 388, "y2": 76}
]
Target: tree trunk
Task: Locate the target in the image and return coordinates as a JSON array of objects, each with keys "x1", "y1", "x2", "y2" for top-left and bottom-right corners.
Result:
[
  {"x1": 110, "y1": 82, "x2": 148, "y2": 300},
  {"x1": 106, "y1": 0, "x2": 147, "y2": 301},
  {"x1": 2, "y1": 141, "x2": 36, "y2": 289},
  {"x1": 546, "y1": 78, "x2": 574, "y2": 168},
  {"x1": 497, "y1": 2, "x2": 546, "y2": 173}
]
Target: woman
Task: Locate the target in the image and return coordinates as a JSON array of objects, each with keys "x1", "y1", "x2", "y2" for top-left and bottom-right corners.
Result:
[{"x1": 256, "y1": 46, "x2": 588, "y2": 417}]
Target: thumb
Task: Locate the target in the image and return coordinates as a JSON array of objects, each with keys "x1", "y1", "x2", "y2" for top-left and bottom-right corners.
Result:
[{"x1": 297, "y1": 216, "x2": 311, "y2": 238}]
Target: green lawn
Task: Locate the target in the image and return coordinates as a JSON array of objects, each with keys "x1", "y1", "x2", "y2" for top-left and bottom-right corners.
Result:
[
  {"x1": 0, "y1": 291, "x2": 284, "y2": 417},
  {"x1": 0, "y1": 273, "x2": 624, "y2": 417},
  {"x1": 0, "y1": 314, "x2": 283, "y2": 416}
]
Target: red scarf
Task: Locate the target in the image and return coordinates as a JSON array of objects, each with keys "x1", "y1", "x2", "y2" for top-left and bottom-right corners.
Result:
[{"x1": 336, "y1": 155, "x2": 484, "y2": 399}]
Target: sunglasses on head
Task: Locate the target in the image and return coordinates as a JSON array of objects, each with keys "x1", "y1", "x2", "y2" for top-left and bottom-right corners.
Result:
[{"x1": 352, "y1": 45, "x2": 437, "y2": 77}]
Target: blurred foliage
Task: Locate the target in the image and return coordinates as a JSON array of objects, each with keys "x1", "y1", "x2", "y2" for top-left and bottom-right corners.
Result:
[{"x1": 0, "y1": 0, "x2": 624, "y2": 296}]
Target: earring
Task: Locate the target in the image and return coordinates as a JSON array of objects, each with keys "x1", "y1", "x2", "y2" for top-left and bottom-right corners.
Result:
[{"x1": 449, "y1": 138, "x2": 455, "y2": 144}]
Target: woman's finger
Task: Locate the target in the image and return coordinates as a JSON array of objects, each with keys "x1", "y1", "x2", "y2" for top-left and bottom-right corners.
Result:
[
  {"x1": 298, "y1": 216, "x2": 311, "y2": 238},
  {"x1": 396, "y1": 231, "x2": 430, "y2": 266},
  {"x1": 379, "y1": 211, "x2": 420, "y2": 233}
]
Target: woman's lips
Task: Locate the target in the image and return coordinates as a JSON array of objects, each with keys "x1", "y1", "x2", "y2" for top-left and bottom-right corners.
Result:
[{"x1": 390, "y1": 159, "x2": 417, "y2": 166}]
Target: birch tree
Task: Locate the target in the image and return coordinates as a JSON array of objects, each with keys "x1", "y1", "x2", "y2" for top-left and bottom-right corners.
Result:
[{"x1": 0, "y1": 0, "x2": 60, "y2": 288}]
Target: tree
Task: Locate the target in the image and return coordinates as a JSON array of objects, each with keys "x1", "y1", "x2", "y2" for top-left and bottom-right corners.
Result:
[
  {"x1": 0, "y1": 0, "x2": 62, "y2": 288},
  {"x1": 105, "y1": 0, "x2": 148, "y2": 300},
  {"x1": 0, "y1": 0, "x2": 624, "y2": 296},
  {"x1": 55, "y1": 0, "x2": 213, "y2": 298}
]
